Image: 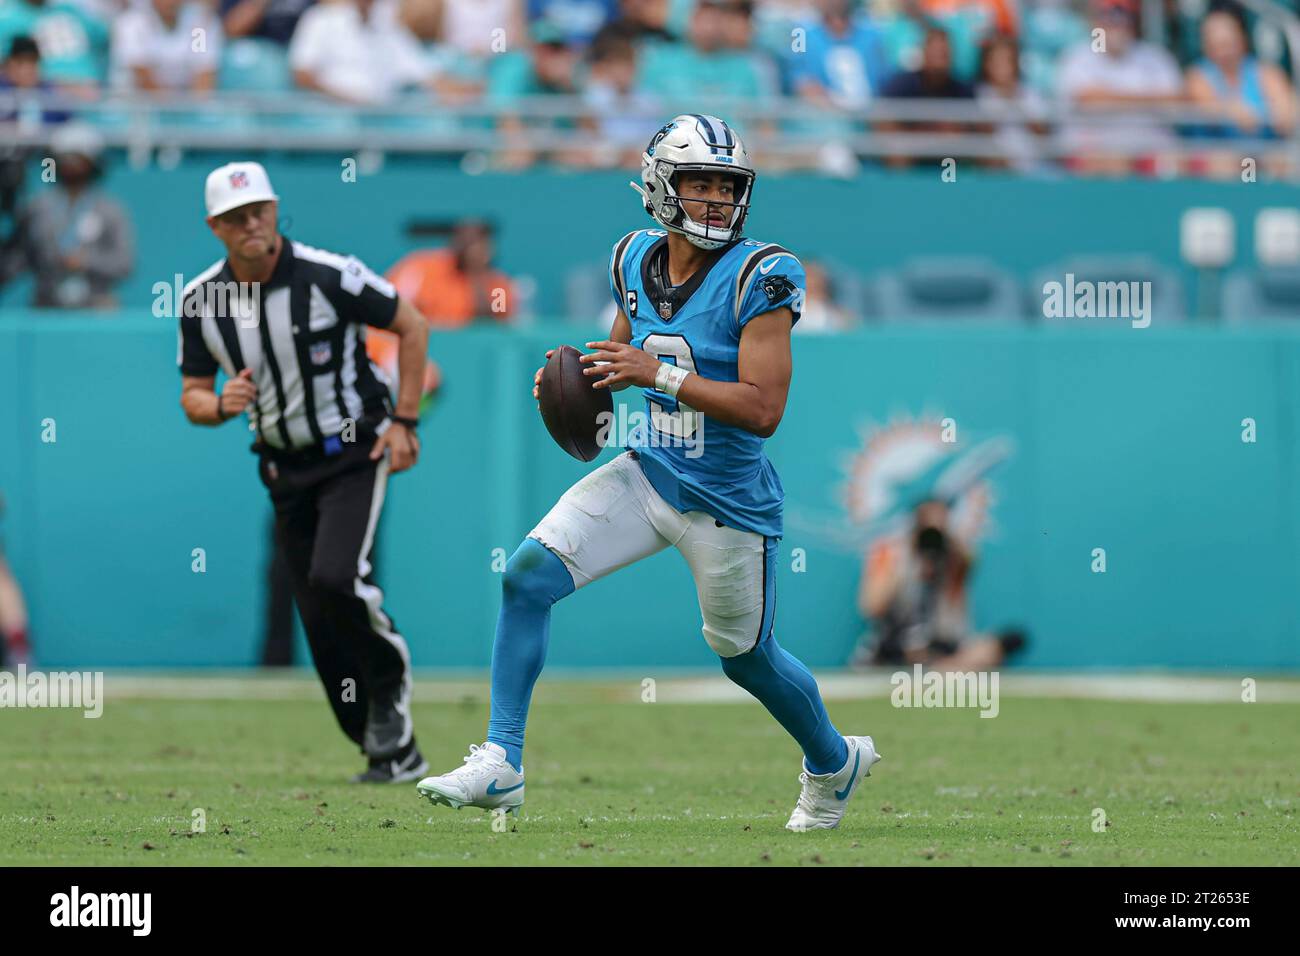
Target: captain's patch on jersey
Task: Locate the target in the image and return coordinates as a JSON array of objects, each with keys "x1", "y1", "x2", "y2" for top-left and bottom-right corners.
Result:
[{"x1": 627, "y1": 289, "x2": 638, "y2": 318}]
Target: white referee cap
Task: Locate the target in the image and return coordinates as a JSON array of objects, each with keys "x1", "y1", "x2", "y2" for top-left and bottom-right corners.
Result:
[{"x1": 205, "y1": 161, "x2": 279, "y2": 218}]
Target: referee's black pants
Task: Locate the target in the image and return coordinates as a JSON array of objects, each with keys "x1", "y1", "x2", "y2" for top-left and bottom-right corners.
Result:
[{"x1": 258, "y1": 441, "x2": 415, "y2": 760}]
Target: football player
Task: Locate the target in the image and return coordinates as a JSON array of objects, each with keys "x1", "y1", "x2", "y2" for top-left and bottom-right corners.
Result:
[{"x1": 417, "y1": 114, "x2": 880, "y2": 830}]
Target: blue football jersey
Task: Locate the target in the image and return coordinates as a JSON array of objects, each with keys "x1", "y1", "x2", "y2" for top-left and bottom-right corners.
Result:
[{"x1": 607, "y1": 228, "x2": 805, "y2": 538}]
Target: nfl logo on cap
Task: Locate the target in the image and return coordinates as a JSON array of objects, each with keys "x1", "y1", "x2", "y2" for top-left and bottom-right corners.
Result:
[{"x1": 205, "y1": 161, "x2": 278, "y2": 218}]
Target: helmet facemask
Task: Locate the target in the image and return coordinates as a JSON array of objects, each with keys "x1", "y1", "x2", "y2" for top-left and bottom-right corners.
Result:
[{"x1": 658, "y1": 164, "x2": 753, "y2": 250}]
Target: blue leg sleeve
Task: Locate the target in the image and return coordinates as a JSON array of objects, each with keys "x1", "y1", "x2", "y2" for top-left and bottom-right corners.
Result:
[
  {"x1": 486, "y1": 538, "x2": 575, "y2": 771},
  {"x1": 720, "y1": 635, "x2": 848, "y2": 776}
]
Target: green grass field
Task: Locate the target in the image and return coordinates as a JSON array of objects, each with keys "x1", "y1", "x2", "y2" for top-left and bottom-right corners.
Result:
[{"x1": 1, "y1": 677, "x2": 1297, "y2": 866}]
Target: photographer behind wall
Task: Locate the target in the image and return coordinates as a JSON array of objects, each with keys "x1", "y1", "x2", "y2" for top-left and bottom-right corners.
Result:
[{"x1": 852, "y1": 496, "x2": 1026, "y2": 671}]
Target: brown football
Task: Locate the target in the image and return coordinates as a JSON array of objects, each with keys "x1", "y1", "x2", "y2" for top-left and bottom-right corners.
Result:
[{"x1": 538, "y1": 345, "x2": 614, "y2": 462}]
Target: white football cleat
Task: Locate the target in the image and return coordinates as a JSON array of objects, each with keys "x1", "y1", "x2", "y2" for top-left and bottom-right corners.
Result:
[
  {"x1": 416, "y1": 742, "x2": 525, "y2": 815},
  {"x1": 785, "y1": 735, "x2": 881, "y2": 832}
]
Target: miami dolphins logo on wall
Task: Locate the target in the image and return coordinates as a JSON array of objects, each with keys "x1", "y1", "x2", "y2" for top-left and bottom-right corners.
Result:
[{"x1": 787, "y1": 415, "x2": 1014, "y2": 551}]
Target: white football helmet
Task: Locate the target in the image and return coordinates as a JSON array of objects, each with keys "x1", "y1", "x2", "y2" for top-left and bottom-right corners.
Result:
[{"x1": 631, "y1": 114, "x2": 755, "y2": 251}]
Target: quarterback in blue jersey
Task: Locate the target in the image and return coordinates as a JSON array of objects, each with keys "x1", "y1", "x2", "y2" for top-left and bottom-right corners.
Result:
[{"x1": 418, "y1": 114, "x2": 881, "y2": 830}]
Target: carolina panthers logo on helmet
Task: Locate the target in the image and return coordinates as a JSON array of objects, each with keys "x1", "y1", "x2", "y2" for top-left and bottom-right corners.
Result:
[
  {"x1": 646, "y1": 122, "x2": 676, "y2": 157},
  {"x1": 761, "y1": 275, "x2": 796, "y2": 304}
]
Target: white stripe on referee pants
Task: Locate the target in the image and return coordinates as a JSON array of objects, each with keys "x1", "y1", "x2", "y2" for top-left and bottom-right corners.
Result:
[{"x1": 353, "y1": 455, "x2": 414, "y2": 750}]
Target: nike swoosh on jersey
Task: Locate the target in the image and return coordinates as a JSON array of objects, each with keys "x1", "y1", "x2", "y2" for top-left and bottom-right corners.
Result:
[{"x1": 758, "y1": 256, "x2": 783, "y2": 275}]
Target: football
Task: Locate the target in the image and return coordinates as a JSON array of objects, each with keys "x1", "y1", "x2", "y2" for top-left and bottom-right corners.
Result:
[{"x1": 538, "y1": 344, "x2": 613, "y2": 462}]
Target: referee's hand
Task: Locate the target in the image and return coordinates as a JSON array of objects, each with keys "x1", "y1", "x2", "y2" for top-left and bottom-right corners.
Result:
[
  {"x1": 221, "y1": 369, "x2": 257, "y2": 417},
  {"x1": 370, "y1": 422, "x2": 419, "y2": 474}
]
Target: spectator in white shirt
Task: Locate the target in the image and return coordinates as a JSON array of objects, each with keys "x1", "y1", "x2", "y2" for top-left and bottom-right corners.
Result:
[
  {"x1": 439, "y1": 0, "x2": 523, "y2": 58},
  {"x1": 1055, "y1": 0, "x2": 1184, "y2": 174},
  {"x1": 111, "y1": 0, "x2": 222, "y2": 92},
  {"x1": 289, "y1": 0, "x2": 435, "y2": 105},
  {"x1": 976, "y1": 33, "x2": 1050, "y2": 173}
]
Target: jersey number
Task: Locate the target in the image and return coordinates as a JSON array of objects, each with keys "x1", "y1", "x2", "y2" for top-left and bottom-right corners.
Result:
[{"x1": 643, "y1": 333, "x2": 699, "y2": 440}]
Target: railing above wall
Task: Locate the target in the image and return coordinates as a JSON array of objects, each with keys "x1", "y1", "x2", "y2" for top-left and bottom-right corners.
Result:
[{"x1": 2, "y1": 93, "x2": 1296, "y2": 172}]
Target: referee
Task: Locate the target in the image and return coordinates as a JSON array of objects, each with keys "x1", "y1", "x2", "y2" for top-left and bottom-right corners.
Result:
[{"x1": 178, "y1": 162, "x2": 431, "y2": 783}]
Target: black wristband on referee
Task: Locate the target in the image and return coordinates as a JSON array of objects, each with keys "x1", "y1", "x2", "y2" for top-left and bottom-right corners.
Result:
[{"x1": 390, "y1": 414, "x2": 419, "y2": 431}]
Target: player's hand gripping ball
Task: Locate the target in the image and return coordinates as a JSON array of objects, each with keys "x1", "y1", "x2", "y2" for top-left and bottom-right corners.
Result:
[{"x1": 536, "y1": 345, "x2": 613, "y2": 462}]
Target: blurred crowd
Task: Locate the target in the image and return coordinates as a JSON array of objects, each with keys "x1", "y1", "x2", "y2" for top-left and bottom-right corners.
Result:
[{"x1": 0, "y1": 0, "x2": 1296, "y2": 174}]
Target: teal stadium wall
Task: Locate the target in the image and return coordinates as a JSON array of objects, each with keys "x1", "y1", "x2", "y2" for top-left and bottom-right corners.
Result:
[{"x1": 2, "y1": 317, "x2": 1298, "y2": 671}]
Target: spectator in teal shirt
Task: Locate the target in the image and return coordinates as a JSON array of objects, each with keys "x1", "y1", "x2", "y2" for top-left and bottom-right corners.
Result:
[
  {"x1": 779, "y1": 0, "x2": 889, "y2": 173},
  {"x1": 488, "y1": 21, "x2": 580, "y2": 101},
  {"x1": 636, "y1": 0, "x2": 775, "y2": 112},
  {"x1": 0, "y1": 0, "x2": 108, "y2": 91},
  {"x1": 488, "y1": 19, "x2": 581, "y2": 168},
  {"x1": 786, "y1": 0, "x2": 888, "y2": 109}
]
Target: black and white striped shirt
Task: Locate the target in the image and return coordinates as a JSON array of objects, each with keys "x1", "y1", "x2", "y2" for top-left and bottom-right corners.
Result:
[{"x1": 177, "y1": 237, "x2": 397, "y2": 451}]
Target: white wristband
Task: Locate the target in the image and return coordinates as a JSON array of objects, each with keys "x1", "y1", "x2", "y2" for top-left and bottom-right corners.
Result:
[{"x1": 654, "y1": 362, "x2": 689, "y2": 398}]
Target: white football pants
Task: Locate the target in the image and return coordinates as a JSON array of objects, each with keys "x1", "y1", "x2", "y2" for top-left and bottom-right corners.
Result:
[{"x1": 529, "y1": 451, "x2": 776, "y2": 657}]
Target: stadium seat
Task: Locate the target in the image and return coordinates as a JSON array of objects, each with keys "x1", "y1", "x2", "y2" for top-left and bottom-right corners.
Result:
[
  {"x1": 872, "y1": 257, "x2": 1024, "y2": 322},
  {"x1": 1222, "y1": 267, "x2": 1300, "y2": 323},
  {"x1": 1030, "y1": 255, "x2": 1188, "y2": 325},
  {"x1": 220, "y1": 39, "x2": 292, "y2": 92}
]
